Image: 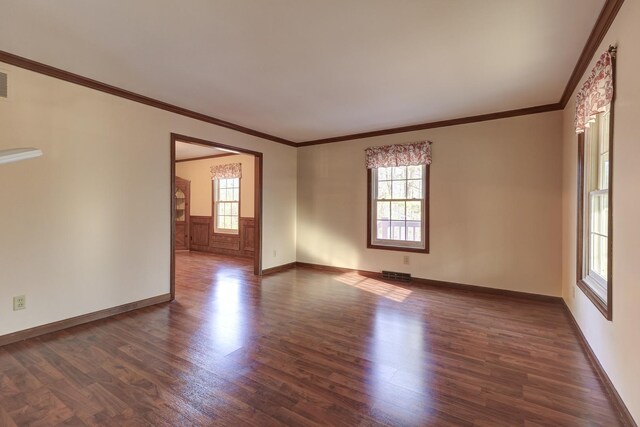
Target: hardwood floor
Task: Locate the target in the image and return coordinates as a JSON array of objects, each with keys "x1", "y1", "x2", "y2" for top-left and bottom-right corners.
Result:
[{"x1": 0, "y1": 252, "x2": 625, "y2": 426}]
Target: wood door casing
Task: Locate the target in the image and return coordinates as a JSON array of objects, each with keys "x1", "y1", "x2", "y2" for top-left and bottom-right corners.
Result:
[{"x1": 170, "y1": 133, "x2": 263, "y2": 301}]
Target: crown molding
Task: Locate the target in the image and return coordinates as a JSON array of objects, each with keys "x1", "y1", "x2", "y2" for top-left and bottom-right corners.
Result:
[
  {"x1": 298, "y1": 0, "x2": 625, "y2": 147},
  {"x1": 175, "y1": 153, "x2": 237, "y2": 163},
  {"x1": 559, "y1": 0, "x2": 625, "y2": 108},
  {"x1": 298, "y1": 103, "x2": 562, "y2": 146},
  {"x1": 0, "y1": 50, "x2": 297, "y2": 147},
  {"x1": 0, "y1": 0, "x2": 624, "y2": 147}
]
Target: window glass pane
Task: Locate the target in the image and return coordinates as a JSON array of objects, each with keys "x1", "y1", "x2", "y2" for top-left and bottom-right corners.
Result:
[
  {"x1": 392, "y1": 181, "x2": 406, "y2": 199},
  {"x1": 377, "y1": 201, "x2": 390, "y2": 220},
  {"x1": 233, "y1": 189, "x2": 240, "y2": 201},
  {"x1": 409, "y1": 225, "x2": 421, "y2": 242},
  {"x1": 378, "y1": 167, "x2": 391, "y2": 181},
  {"x1": 391, "y1": 221, "x2": 406, "y2": 240},
  {"x1": 371, "y1": 165, "x2": 426, "y2": 247},
  {"x1": 586, "y1": 125, "x2": 600, "y2": 192},
  {"x1": 392, "y1": 166, "x2": 406, "y2": 180},
  {"x1": 599, "y1": 112, "x2": 610, "y2": 155},
  {"x1": 377, "y1": 181, "x2": 391, "y2": 199},
  {"x1": 599, "y1": 151, "x2": 609, "y2": 190},
  {"x1": 583, "y1": 110, "x2": 610, "y2": 289},
  {"x1": 407, "y1": 180, "x2": 422, "y2": 199},
  {"x1": 377, "y1": 220, "x2": 391, "y2": 239},
  {"x1": 391, "y1": 202, "x2": 405, "y2": 220},
  {"x1": 231, "y1": 202, "x2": 238, "y2": 216},
  {"x1": 590, "y1": 193, "x2": 608, "y2": 237},
  {"x1": 406, "y1": 201, "x2": 421, "y2": 221},
  {"x1": 407, "y1": 165, "x2": 422, "y2": 179},
  {"x1": 231, "y1": 217, "x2": 239, "y2": 230},
  {"x1": 590, "y1": 233, "x2": 608, "y2": 279}
]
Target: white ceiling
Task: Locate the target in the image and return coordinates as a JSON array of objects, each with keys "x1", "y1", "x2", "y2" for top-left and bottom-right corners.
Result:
[
  {"x1": 175, "y1": 141, "x2": 237, "y2": 161},
  {"x1": 0, "y1": 0, "x2": 605, "y2": 142}
]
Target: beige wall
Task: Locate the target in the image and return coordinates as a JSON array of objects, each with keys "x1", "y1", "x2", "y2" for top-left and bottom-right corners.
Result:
[
  {"x1": 176, "y1": 154, "x2": 255, "y2": 218},
  {"x1": 297, "y1": 111, "x2": 563, "y2": 296},
  {"x1": 0, "y1": 63, "x2": 297, "y2": 337},
  {"x1": 561, "y1": 0, "x2": 640, "y2": 421}
]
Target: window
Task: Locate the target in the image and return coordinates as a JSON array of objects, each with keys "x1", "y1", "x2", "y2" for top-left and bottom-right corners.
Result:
[
  {"x1": 214, "y1": 178, "x2": 240, "y2": 234},
  {"x1": 577, "y1": 108, "x2": 612, "y2": 319},
  {"x1": 368, "y1": 164, "x2": 429, "y2": 252}
]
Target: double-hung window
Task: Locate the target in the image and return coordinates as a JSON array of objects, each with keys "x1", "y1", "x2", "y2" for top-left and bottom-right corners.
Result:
[
  {"x1": 577, "y1": 109, "x2": 612, "y2": 317},
  {"x1": 583, "y1": 111, "x2": 610, "y2": 297},
  {"x1": 575, "y1": 48, "x2": 615, "y2": 319},
  {"x1": 366, "y1": 142, "x2": 431, "y2": 253},
  {"x1": 214, "y1": 177, "x2": 240, "y2": 234}
]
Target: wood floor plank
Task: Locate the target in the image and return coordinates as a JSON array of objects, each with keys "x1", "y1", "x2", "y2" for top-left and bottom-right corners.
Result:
[{"x1": 0, "y1": 251, "x2": 626, "y2": 426}]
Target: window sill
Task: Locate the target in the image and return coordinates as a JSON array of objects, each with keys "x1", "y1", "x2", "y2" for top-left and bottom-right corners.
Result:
[
  {"x1": 213, "y1": 230, "x2": 239, "y2": 236},
  {"x1": 367, "y1": 243, "x2": 429, "y2": 254},
  {"x1": 576, "y1": 279, "x2": 611, "y2": 320}
]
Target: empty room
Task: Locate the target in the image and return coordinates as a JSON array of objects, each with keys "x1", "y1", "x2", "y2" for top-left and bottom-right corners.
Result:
[{"x1": 0, "y1": 1, "x2": 638, "y2": 426}]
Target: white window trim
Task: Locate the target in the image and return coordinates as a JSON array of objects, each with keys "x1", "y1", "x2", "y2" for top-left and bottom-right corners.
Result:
[
  {"x1": 580, "y1": 113, "x2": 609, "y2": 304},
  {"x1": 213, "y1": 178, "x2": 240, "y2": 235},
  {"x1": 370, "y1": 165, "x2": 426, "y2": 250}
]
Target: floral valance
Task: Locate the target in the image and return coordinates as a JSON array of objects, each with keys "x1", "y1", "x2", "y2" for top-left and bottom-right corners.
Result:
[
  {"x1": 575, "y1": 50, "x2": 615, "y2": 134},
  {"x1": 365, "y1": 141, "x2": 432, "y2": 169},
  {"x1": 210, "y1": 163, "x2": 242, "y2": 180}
]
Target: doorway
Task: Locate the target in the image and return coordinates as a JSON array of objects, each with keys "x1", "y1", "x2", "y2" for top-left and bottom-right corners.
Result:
[{"x1": 170, "y1": 133, "x2": 263, "y2": 300}]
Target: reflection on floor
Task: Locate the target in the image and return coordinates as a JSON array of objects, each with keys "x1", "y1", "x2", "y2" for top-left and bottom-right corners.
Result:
[{"x1": 0, "y1": 251, "x2": 624, "y2": 426}]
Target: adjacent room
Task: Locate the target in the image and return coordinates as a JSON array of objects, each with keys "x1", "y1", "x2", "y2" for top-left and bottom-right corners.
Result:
[
  {"x1": 174, "y1": 140, "x2": 259, "y2": 268},
  {"x1": 0, "y1": 1, "x2": 638, "y2": 425}
]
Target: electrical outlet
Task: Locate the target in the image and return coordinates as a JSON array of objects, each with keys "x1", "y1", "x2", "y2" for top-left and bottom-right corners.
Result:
[
  {"x1": 273, "y1": 249, "x2": 277, "y2": 257},
  {"x1": 13, "y1": 295, "x2": 26, "y2": 311},
  {"x1": 403, "y1": 255, "x2": 410, "y2": 265}
]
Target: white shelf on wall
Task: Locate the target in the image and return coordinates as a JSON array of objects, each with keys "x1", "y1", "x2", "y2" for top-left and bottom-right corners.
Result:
[{"x1": 0, "y1": 148, "x2": 43, "y2": 165}]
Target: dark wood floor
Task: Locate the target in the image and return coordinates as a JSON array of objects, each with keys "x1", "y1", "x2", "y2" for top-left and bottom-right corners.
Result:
[{"x1": 0, "y1": 252, "x2": 624, "y2": 426}]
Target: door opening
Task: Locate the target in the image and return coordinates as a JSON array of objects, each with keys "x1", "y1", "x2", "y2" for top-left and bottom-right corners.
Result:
[{"x1": 170, "y1": 133, "x2": 263, "y2": 300}]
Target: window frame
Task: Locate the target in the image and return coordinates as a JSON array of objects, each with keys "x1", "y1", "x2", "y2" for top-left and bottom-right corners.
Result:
[
  {"x1": 367, "y1": 164, "x2": 430, "y2": 254},
  {"x1": 576, "y1": 110, "x2": 614, "y2": 320},
  {"x1": 212, "y1": 177, "x2": 240, "y2": 235}
]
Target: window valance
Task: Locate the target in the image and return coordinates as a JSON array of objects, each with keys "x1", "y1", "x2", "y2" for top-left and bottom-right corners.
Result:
[
  {"x1": 210, "y1": 163, "x2": 242, "y2": 180},
  {"x1": 575, "y1": 49, "x2": 615, "y2": 134},
  {"x1": 365, "y1": 141, "x2": 432, "y2": 169}
]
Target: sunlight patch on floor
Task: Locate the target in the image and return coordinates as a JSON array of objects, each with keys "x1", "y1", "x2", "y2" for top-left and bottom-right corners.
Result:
[{"x1": 335, "y1": 272, "x2": 412, "y2": 302}]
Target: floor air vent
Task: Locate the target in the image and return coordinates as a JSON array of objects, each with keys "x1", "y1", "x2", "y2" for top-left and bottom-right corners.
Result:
[{"x1": 381, "y1": 271, "x2": 411, "y2": 282}]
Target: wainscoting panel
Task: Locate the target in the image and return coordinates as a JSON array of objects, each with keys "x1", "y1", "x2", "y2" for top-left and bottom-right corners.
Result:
[
  {"x1": 241, "y1": 218, "x2": 255, "y2": 254},
  {"x1": 188, "y1": 216, "x2": 254, "y2": 258},
  {"x1": 211, "y1": 234, "x2": 241, "y2": 250},
  {"x1": 190, "y1": 216, "x2": 211, "y2": 248}
]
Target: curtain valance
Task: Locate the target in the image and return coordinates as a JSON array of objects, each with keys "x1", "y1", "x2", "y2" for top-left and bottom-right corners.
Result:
[
  {"x1": 365, "y1": 141, "x2": 432, "y2": 169},
  {"x1": 575, "y1": 50, "x2": 615, "y2": 134},
  {"x1": 210, "y1": 163, "x2": 242, "y2": 180}
]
